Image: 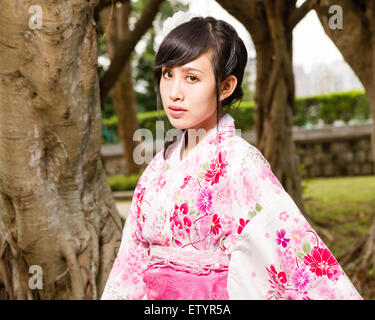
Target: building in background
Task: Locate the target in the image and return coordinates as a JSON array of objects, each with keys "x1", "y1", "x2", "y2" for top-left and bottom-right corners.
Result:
[{"x1": 293, "y1": 60, "x2": 364, "y2": 97}]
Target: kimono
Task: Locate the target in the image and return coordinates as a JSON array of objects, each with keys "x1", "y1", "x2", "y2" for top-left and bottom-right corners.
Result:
[{"x1": 101, "y1": 113, "x2": 362, "y2": 300}]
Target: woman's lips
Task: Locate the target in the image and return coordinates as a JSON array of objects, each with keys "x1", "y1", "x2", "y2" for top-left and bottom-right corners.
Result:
[{"x1": 168, "y1": 107, "x2": 187, "y2": 119}]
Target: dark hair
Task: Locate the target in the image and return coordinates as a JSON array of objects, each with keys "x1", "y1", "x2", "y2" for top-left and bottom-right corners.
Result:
[{"x1": 153, "y1": 16, "x2": 248, "y2": 160}]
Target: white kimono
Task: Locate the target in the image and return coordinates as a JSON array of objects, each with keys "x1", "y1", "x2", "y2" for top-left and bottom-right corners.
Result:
[{"x1": 101, "y1": 113, "x2": 362, "y2": 300}]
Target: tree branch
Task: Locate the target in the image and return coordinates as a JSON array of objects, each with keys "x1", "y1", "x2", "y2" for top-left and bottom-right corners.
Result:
[
  {"x1": 99, "y1": 0, "x2": 165, "y2": 102},
  {"x1": 288, "y1": 0, "x2": 319, "y2": 29},
  {"x1": 96, "y1": 0, "x2": 130, "y2": 12}
]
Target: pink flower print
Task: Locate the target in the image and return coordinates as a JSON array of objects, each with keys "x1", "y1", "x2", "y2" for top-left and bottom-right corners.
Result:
[
  {"x1": 291, "y1": 268, "x2": 310, "y2": 291},
  {"x1": 316, "y1": 284, "x2": 337, "y2": 299},
  {"x1": 215, "y1": 182, "x2": 231, "y2": 204},
  {"x1": 135, "y1": 187, "x2": 146, "y2": 214},
  {"x1": 266, "y1": 265, "x2": 287, "y2": 299},
  {"x1": 155, "y1": 174, "x2": 166, "y2": 192},
  {"x1": 276, "y1": 229, "x2": 290, "y2": 248},
  {"x1": 171, "y1": 203, "x2": 191, "y2": 233},
  {"x1": 208, "y1": 131, "x2": 227, "y2": 146},
  {"x1": 303, "y1": 246, "x2": 340, "y2": 280},
  {"x1": 237, "y1": 218, "x2": 250, "y2": 234},
  {"x1": 176, "y1": 202, "x2": 189, "y2": 215},
  {"x1": 290, "y1": 228, "x2": 304, "y2": 246},
  {"x1": 171, "y1": 214, "x2": 184, "y2": 229},
  {"x1": 204, "y1": 151, "x2": 228, "y2": 185},
  {"x1": 174, "y1": 238, "x2": 183, "y2": 247},
  {"x1": 210, "y1": 214, "x2": 222, "y2": 235},
  {"x1": 241, "y1": 171, "x2": 261, "y2": 205},
  {"x1": 196, "y1": 186, "x2": 213, "y2": 215},
  {"x1": 164, "y1": 237, "x2": 171, "y2": 247},
  {"x1": 183, "y1": 216, "x2": 192, "y2": 233},
  {"x1": 277, "y1": 271, "x2": 287, "y2": 284},
  {"x1": 180, "y1": 175, "x2": 192, "y2": 189},
  {"x1": 279, "y1": 210, "x2": 289, "y2": 221}
]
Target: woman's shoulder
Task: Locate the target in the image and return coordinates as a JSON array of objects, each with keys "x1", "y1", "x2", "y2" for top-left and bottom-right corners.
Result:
[{"x1": 223, "y1": 135, "x2": 271, "y2": 172}]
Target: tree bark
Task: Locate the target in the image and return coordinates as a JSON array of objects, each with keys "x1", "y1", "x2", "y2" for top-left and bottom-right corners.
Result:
[
  {"x1": 315, "y1": 0, "x2": 375, "y2": 297},
  {"x1": 101, "y1": 3, "x2": 142, "y2": 176},
  {"x1": 0, "y1": 1, "x2": 122, "y2": 299},
  {"x1": 217, "y1": 0, "x2": 311, "y2": 215}
]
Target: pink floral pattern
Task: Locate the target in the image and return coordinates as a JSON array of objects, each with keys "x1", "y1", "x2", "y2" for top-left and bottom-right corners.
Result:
[
  {"x1": 101, "y1": 113, "x2": 362, "y2": 300},
  {"x1": 303, "y1": 246, "x2": 341, "y2": 280}
]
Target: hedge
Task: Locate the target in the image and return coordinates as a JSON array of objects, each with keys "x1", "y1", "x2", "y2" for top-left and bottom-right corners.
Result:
[{"x1": 102, "y1": 90, "x2": 370, "y2": 144}]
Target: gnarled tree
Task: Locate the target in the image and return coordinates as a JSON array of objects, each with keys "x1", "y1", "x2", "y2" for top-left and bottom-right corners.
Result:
[
  {"x1": 0, "y1": 1, "x2": 122, "y2": 299},
  {"x1": 315, "y1": 0, "x2": 375, "y2": 298}
]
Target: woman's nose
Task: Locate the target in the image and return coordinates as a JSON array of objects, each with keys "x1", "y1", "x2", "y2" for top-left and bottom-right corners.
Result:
[{"x1": 169, "y1": 78, "x2": 184, "y2": 101}]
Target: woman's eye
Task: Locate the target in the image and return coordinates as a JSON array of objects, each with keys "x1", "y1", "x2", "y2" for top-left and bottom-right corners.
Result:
[
  {"x1": 163, "y1": 70, "x2": 171, "y2": 78},
  {"x1": 162, "y1": 70, "x2": 198, "y2": 82},
  {"x1": 187, "y1": 75, "x2": 198, "y2": 82}
]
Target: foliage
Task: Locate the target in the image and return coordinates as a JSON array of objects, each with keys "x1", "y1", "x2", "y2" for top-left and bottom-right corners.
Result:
[
  {"x1": 294, "y1": 90, "x2": 369, "y2": 127},
  {"x1": 102, "y1": 90, "x2": 371, "y2": 144},
  {"x1": 108, "y1": 173, "x2": 143, "y2": 191}
]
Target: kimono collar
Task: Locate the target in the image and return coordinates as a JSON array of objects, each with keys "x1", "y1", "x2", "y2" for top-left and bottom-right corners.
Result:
[
  {"x1": 215, "y1": 112, "x2": 236, "y2": 140},
  {"x1": 175, "y1": 113, "x2": 236, "y2": 162}
]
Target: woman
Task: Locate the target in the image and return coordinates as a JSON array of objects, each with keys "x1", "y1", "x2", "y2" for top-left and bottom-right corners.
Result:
[{"x1": 101, "y1": 16, "x2": 362, "y2": 300}]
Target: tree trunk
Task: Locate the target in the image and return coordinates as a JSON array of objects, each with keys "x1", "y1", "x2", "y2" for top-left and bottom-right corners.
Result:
[
  {"x1": 101, "y1": 3, "x2": 142, "y2": 176},
  {"x1": 315, "y1": 0, "x2": 375, "y2": 298},
  {"x1": 0, "y1": 1, "x2": 122, "y2": 299},
  {"x1": 217, "y1": 0, "x2": 307, "y2": 215}
]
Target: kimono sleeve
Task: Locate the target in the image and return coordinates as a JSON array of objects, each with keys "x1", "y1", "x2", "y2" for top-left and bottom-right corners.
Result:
[
  {"x1": 100, "y1": 182, "x2": 150, "y2": 300},
  {"x1": 227, "y1": 145, "x2": 363, "y2": 300}
]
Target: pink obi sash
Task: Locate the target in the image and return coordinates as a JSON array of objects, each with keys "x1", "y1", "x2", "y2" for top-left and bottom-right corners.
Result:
[{"x1": 143, "y1": 246, "x2": 230, "y2": 300}]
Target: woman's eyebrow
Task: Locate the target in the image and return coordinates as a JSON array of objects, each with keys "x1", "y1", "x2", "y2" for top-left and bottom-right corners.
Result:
[{"x1": 180, "y1": 66, "x2": 203, "y2": 74}]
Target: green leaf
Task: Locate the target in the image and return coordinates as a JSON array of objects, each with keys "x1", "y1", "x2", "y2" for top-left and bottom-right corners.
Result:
[
  {"x1": 202, "y1": 162, "x2": 209, "y2": 170},
  {"x1": 248, "y1": 211, "x2": 257, "y2": 219},
  {"x1": 295, "y1": 251, "x2": 305, "y2": 261},
  {"x1": 255, "y1": 203, "x2": 263, "y2": 212},
  {"x1": 301, "y1": 240, "x2": 311, "y2": 254},
  {"x1": 198, "y1": 172, "x2": 205, "y2": 179}
]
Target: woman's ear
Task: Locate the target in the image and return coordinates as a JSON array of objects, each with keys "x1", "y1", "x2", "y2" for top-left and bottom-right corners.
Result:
[{"x1": 219, "y1": 75, "x2": 238, "y2": 102}]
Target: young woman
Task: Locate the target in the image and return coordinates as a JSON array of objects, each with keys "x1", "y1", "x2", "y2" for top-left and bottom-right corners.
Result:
[{"x1": 101, "y1": 16, "x2": 362, "y2": 300}]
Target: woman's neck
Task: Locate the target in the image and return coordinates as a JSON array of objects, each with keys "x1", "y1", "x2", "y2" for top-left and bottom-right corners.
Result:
[
  {"x1": 180, "y1": 113, "x2": 224, "y2": 160},
  {"x1": 181, "y1": 125, "x2": 215, "y2": 160}
]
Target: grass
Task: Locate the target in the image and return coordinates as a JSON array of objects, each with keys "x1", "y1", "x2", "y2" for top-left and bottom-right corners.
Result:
[{"x1": 303, "y1": 175, "x2": 375, "y2": 257}]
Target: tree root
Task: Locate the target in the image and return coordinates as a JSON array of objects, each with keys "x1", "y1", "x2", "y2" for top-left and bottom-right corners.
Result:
[{"x1": 338, "y1": 218, "x2": 375, "y2": 299}]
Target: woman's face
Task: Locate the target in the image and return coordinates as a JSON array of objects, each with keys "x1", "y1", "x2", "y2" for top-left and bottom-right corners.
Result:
[{"x1": 159, "y1": 50, "x2": 219, "y2": 132}]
